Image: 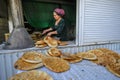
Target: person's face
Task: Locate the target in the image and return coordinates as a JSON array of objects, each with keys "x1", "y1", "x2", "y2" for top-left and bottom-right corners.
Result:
[{"x1": 53, "y1": 12, "x2": 61, "y2": 20}]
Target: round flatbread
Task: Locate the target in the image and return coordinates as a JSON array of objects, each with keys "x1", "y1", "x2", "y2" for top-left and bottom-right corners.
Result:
[
  {"x1": 94, "y1": 48, "x2": 120, "y2": 65},
  {"x1": 44, "y1": 36, "x2": 58, "y2": 48},
  {"x1": 95, "y1": 54, "x2": 116, "y2": 66},
  {"x1": 61, "y1": 53, "x2": 83, "y2": 63},
  {"x1": 21, "y1": 51, "x2": 42, "y2": 63},
  {"x1": 42, "y1": 56, "x2": 70, "y2": 72},
  {"x1": 58, "y1": 41, "x2": 68, "y2": 46},
  {"x1": 35, "y1": 44, "x2": 47, "y2": 48},
  {"x1": 97, "y1": 48, "x2": 112, "y2": 53},
  {"x1": 45, "y1": 52, "x2": 51, "y2": 56},
  {"x1": 14, "y1": 58, "x2": 43, "y2": 70},
  {"x1": 35, "y1": 40, "x2": 45, "y2": 45},
  {"x1": 9, "y1": 70, "x2": 53, "y2": 80},
  {"x1": 106, "y1": 63, "x2": 120, "y2": 77},
  {"x1": 48, "y1": 48, "x2": 62, "y2": 57},
  {"x1": 105, "y1": 52, "x2": 120, "y2": 62},
  {"x1": 87, "y1": 49, "x2": 104, "y2": 57},
  {"x1": 118, "y1": 59, "x2": 120, "y2": 63},
  {"x1": 76, "y1": 52, "x2": 97, "y2": 60}
]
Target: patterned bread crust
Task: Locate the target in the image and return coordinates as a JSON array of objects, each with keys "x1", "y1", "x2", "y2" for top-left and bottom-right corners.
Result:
[
  {"x1": 14, "y1": 58, "x2": 43, "y2": 70},
  {"x1": 21, "y1": 51, "x2": 42, "y2": 63},
  {"x1": 42, "y1": 56, "x2": 70, "y2": 72},
  {"x1": 9, "y1": 70, "x2": 53, "y2": 80}
]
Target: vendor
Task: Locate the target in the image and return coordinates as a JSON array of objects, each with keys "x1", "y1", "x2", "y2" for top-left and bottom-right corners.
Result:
[{"x1": 42, "y1": 8, "x2": 65, "y2": 40}]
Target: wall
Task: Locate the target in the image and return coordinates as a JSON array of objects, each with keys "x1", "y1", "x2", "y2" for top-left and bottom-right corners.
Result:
[
  {"x1": 0, "y1": 0, "x2": 9, "y2": 43},
  {"x1": 0, "y1": 18, "x2": 9, "y2": 43},
  {"x1": 0, "y1": 0, "x2": 7, "y2": 18}
]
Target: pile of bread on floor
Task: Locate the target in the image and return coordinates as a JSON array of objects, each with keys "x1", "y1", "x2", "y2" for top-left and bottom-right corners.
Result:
[
  {"x1": 9, "y1": 48, "x2": 120, "y2": 80},
  {"x1": 35, "y1": 36, "x2": 68, "y2": 48}
]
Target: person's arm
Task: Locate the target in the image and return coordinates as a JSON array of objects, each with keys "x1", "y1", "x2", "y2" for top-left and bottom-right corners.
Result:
[
  {"x1": 47, "y1": 31, "x2": 57, "y2": 36},
  {"x1": 42, "y1": 28, "x2": 53, "y2": 34},
  {"x1": 47, "y1": 19, "x2": 65, "y2": 36}
]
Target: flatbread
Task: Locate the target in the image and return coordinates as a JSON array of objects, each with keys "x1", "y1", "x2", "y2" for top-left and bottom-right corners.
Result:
[
  {"x1": 106, "y1": 63, "x2": 120, "y2": 77},
  {"x1": 48, "y1": 48, "x2": 62, "y2": 57},
  {"x1": 35, "y1": 40, "x2": 46, "y2": 45},
  {"x1": 76, "y1": 52, "x2": 97, "y2": 60},
  {"x1": 105, "y1": 52, "x2": 120, "y2": 62},
  {"x1": 44, "y1": 36, "x2": 58, "y2": 48},
  {"x1": 45, "y1": 52, "x2": 51, "y2": 56},
  {"x1": 88, "y1": 49, "x2": 117, "y2": 66},
  {"x1": 35, "y1": 44, "x2": 47, "y2": 48},
  {"x1": 21, "y1": 51, "x2": 42, "y2": 63},
  {"x1": 97, "y1": 48, "x2": 112, "y2": 53},
  {"x1": 118, "y1": 59, "x2": 120, "y2": 63},
  {"x1": 9, "y1": 70, "x2": 53, "y2": 80},
  {"x1": 95, "y1": 54, "x2": 116, "y2": 66},
  {"x1": 98, "y1": 48, "x2": 120, "y2": 64},
  {"x1": 42, "y1": 56, "x2": 70, "y2": 72},
  {"x1": 58, "y1": 41, "x2": 68, "y2": 46},
  {"x1": 61, "y1": 53, "x2": 83, "y2": 63},
  {"x1": 87, "y1": 49, "x2": 104, "y2": 57},
  {"x1": 14, "y1": 58, "x2": 43, "y2": 70}
]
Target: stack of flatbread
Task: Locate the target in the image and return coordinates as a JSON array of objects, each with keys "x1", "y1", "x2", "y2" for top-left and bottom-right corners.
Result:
[
  {"x1": 44, "y1": 36, "x2": 58, "y2": 47},
  {"x1": 60, "y1": 53, "x2": 83, "y2": 63},
  {"x1": 87, "y1": 48, "x2": 120, "y2": 77},
  {"x1": 14, "y1": 51, "x2": 43, "y2": 70},
  {"x1": 45, "y1": 48, "x2": 83, "y2": 64},
  {"x1": 31, "y1": 32, "x2": 42, "y2": 42},
  {"x1": 35, "y1": 40, "x2": 47, "y2": 48},
  {"x1": 87, "y1": 48, "x2": 119, "y2": 66},
  {"x1": 76, "y1": 52, "x2": 97, "y2": 60},
  {"x1": 57, "y1": 40, "x2": 68, "y2": 46},
  {"x1": 46, "y1": 48, "x2": 62, "y2": 57},
  {"x1": 35, "y1": 36, "x2": 68, "y2": 48},
  {"x1": 14, "y1": 50, "x2": 70, "y2": 73},
  {"x1": 106, "y1": 63, "x2": 120, "y2": 77},
  {"x1": 9, "y1": 70, "x2": 53, "y2": 80},
  {"x1": 13, "y1": 47, "x2": 120, "y2": 77}
]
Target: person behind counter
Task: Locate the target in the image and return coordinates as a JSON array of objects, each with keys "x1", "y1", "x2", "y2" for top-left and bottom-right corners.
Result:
[{"x1": 42, "y1": 8, "x2": 66, "y2": 40}]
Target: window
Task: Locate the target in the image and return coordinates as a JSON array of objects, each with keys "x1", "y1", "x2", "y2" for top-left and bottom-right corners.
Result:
[{"x1": 22, "y1": 0, "x2": 78, "y2": 46}]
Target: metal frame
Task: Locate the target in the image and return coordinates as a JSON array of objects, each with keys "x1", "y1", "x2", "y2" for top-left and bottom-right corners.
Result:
[{"x1": 78, "y1": 0, "x2": 85, "y2": 46}]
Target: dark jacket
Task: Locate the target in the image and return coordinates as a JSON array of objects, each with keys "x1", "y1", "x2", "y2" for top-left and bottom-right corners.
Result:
[{"x1": 51, "y1": 18, "x2": 65, "y2": 37}]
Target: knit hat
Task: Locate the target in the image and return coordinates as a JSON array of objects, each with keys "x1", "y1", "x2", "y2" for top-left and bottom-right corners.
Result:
[{"x1": 54, "y1": 8, "x2": 65, "y2": 16}]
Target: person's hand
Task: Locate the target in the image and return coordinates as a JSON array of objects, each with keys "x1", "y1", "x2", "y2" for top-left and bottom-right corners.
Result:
[
  {"x1": 47, "y1": 32, "x2": 52, "y2": 36},
  {"x1": 42, "y1": 30, "x2": 47, "y2": 35}
]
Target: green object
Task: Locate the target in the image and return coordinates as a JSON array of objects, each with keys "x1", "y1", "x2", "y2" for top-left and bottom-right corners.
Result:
[{"x1": 22, "y1": 1, "x2": 76, "y2": 29}]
